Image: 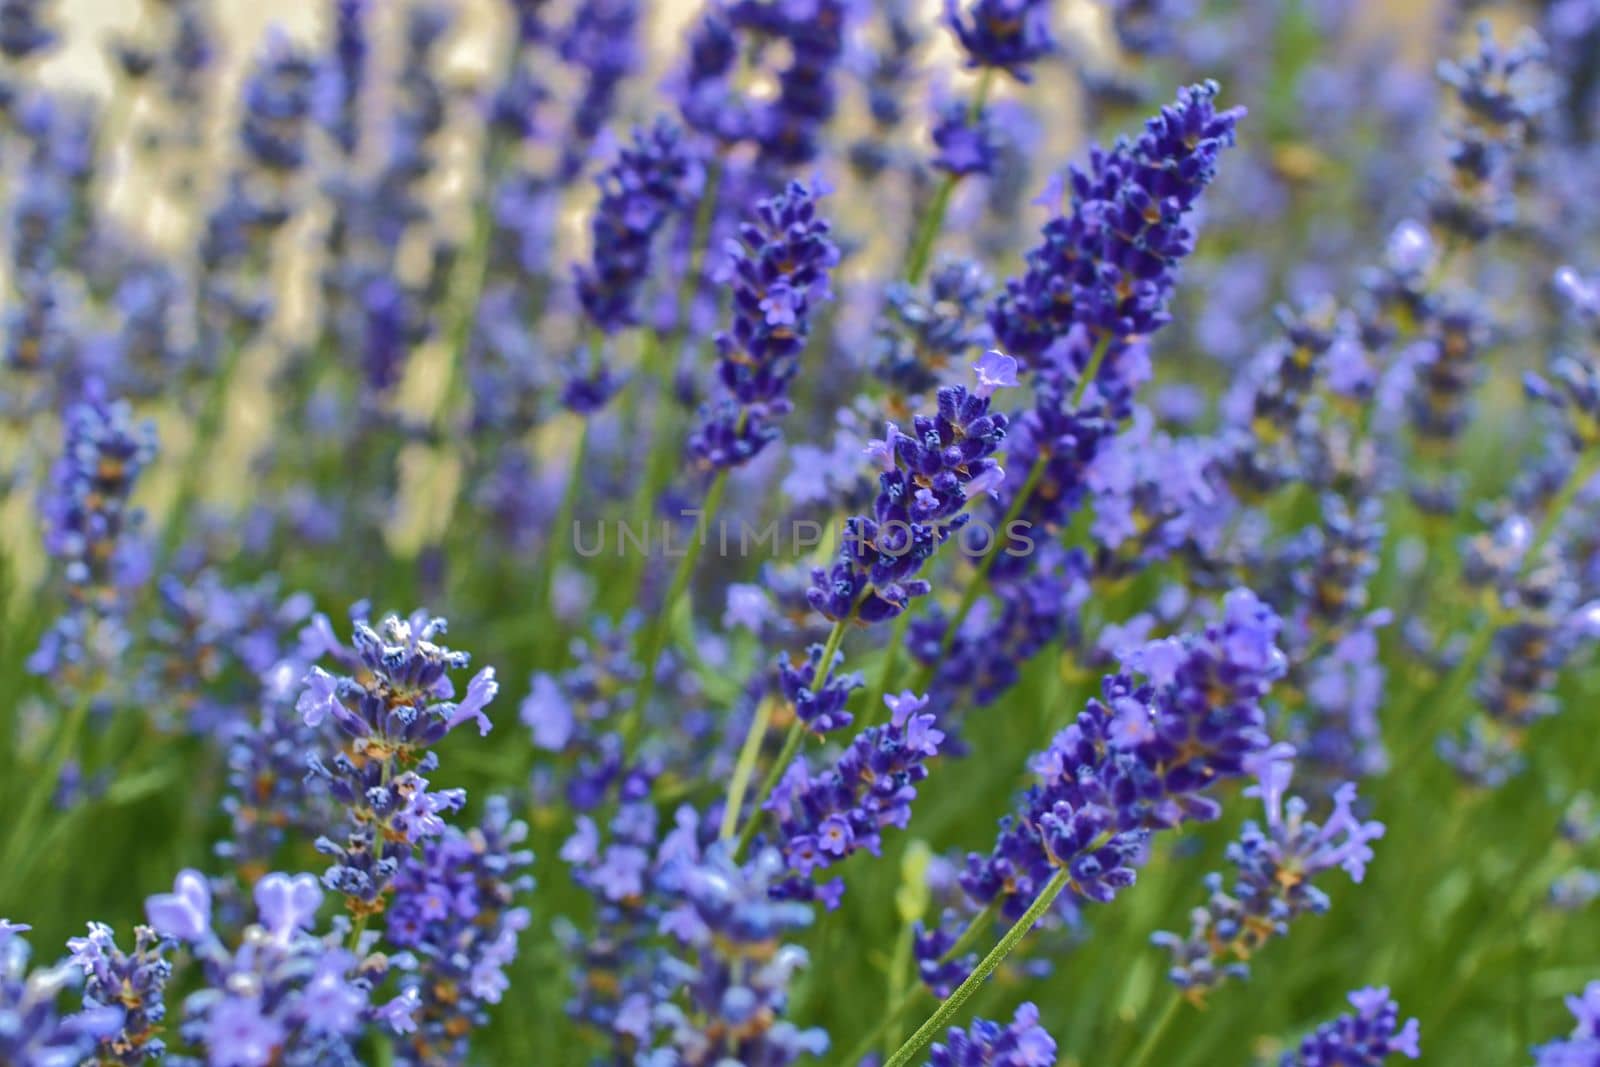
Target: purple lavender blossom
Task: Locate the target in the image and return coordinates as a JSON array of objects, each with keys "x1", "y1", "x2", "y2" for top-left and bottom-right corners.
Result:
[
  {"x1": 575, "y1": 119, "x2": 699, "y2": 335},
  {"x1": 807, "y1": 367, "x2": 1013, "y2": 623},
  {"x1": 29, "y1": 386, "x2": 157, "y2": 682},
  {"x1": 961, "y1": 590, "x2": 1285, "y2": 921},
  {"x1": 1152, "y1": 751, "x2": 1384, "y2": 996},
  {"x1": 385, "y1": 796, "x2": 534, "y2": 1065},
  {"x1": 145, "y1": 868, "x2": 413, "y2": 1065},
  {"x1": 928, "y1": 1001, "x2": 1057, "y2": 1065},
  {"x1": 0, "y1": 921, "x2": 117, "y2": 1067},
  {"x1": 764, "y1": 691, "x2": 945, "y2": 906},
  {"x1": 690, "y1": 180, "x2": 840, "y2": 470},
  {"x1": 1281, "y1": 987, "x2": 1420, "y2": 1066},
  {"x1": 298, "y1": 611, "x2": 496, "y2": 916},
  {"x1": 944, "y1": 0, "x2": 1054, "y2": 82},
  {"x1": 991, "y1": 82, "x2": 1243, "y2": 363},
  {"x1": 65, "y1": 922, "x2": 172, "y2": 1065},
  {"x1": 1535, "y1": 981, "x2": 1600, "y2": 1065}
]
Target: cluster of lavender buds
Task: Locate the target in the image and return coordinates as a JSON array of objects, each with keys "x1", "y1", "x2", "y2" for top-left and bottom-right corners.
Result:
[
  {"x1": 808, "y1": 356, "x2": 1014, "y2": 622},
  {"x1": 575, "y1": 119, "x2": 698, "y2": 335},
  {"x1": 0, "y1": 920, "x2": 123, "y2": 1066},
  {"x1": 144, "y1": 869, "x2": 413, "y2": 1064},
  {"x1": 961, "y1": 589, "x2": 1285, "y2": 921},
  {"x1": 991, "y1": 81, "x2": 1243, "y2": 367},
  {"x1": 1535, "y1": 982, "x2": 1600, "y2": 1065},
  {"x1": 690, "y1": 180, "x2": 840, "y2": 470},
  {"x1": 383, "y1": 797, "x2": 534, "y2": 1065},
  {"x1": 1152, "y1": 752, "x2": 1384, "y2": 997},
  {"x1": 928, "y1": 1001, "x2": 1057, "y2": 1066},
  {"x1": 764, "y1": 690, "x2": 944, "y2": 906},
  {"x1": 298, "y1": 611, "x2": 497, "y2": 919},
  {"x1": 29, "y1": 389, "x2": 157, "y2": 683},
  {"x1": 1280, "y1": 988, "x2": 1420, "y2": 1066},
  {"x1": 66, "y1": 921, "x2": 173, "y2": 1065}
]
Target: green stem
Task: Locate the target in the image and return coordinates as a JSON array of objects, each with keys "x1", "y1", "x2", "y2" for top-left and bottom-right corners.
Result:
[
  {"x1": 623, "y1": 469, "x2": 730, "y2": 745},
  {"x1": 0, "y1": 696, "x2": 91, "y2": 899},
  {"x1": 1396, "y1": 445, "x2": 1600, "y2": 764},
  {"x1": 732, "y1": 721, "x2": 806, "y2": 860},
  {"x1": 620, "y1": 159, "x2": 724, "y2": 609},
  {"x1": 883, "y1": 867, "x2": 1072, "y2": 1067},
  {"x1": 843, "y1": 897, "x2": 1002, "y2": 1063},
  {"x1": 864, "y1": 608, "x2": 914, "y2": 724},
  {"x1": 911, "y1": 334, "x2": 1112, "y2": 691},
  {"x1": 532, "y1": 417, "x2": 591, "y2": 637},
  {"x1": 730, "y1": 615, "x2": 851, "y2": 860},
  {"x1": 883, "y1": 922, "x2": 915, "y2": 1059},
  {"x1": 163, "y1": 339, "x2": 244, "y2": 559},
  {"x1": 1070, "y1": 333, "x2": 1115, "y2": 410},
  {"x1": 719, "y1": 694, "x2": 776, "y2": 841},
  {"x1": 1123, "y1": 994, "x2": 1183, "y2": 1067},
  {"x1": 903, "y1": 71, "x2": 995, "y2": 286}
]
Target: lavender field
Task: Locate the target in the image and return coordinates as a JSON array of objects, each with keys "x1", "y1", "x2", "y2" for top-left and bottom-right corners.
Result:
[{"x1": 1, "y1": 0, "x2": 1598, "y2": 1064}]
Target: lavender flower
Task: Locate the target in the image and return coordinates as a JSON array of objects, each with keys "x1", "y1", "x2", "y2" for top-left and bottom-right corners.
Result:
[
  {"x1": 1426, "y1": 23, "x2": 1552, "y2": 243},
  {"x1": 575, "y1": 118, "x2": 698, "y2": 334},
  {"x1": 777, "y1": 642, "x2": 864, "y2": 737},
  {"x1": 1535, "y1": 981, "x2": 1600, "y2": 1065},
  {"x1": 928, "y1": 1001, "x2": 1057, "y2": 1066},
  {"x1": 558, "y1": 0, "x2": 641, "y2": 178},
  {"x1": 385, "y1": 796, "x2": 534, "y2": 1066},
  {"x1": 961, "y1": 590, "x2": 1285, "y2": 921},
  {"x1": 298, "y1": 611, "x2": 497, "y2": 918},
  {"x1": 0, "y1": 921, "x2": 116, "y2": 1067},
  {"x1": 1152, "y1": 752, "x2": 1384, "y2": 997},
  {"x1": 872, "y1": 258, "x2": 994, "y2": 397},
  {"x1": 764, "y1": 691, "x2": 945, "y2": 906},
  {"x1": 145, "y1": 868, "x2": 413, "y2": 1065},
  {"x1": 647, "y1": 843, "x2": 830, "y2": 1065},
  {"x1": 991, "y1": 82, "x2": 1243, "y2": 365},
  {"x1": 808, "y1": 367, "x2": 1013, "y2": 624},
  {"x1": 1281, "y1": 988, "x2": 1420, "y2": 1066},
  {"x1": 29, "y1": 387, "x2": 157, "y2": 683},
  {"x1": 944, "y1": 0, "x2": 1054, "y2": 82},
  {"x1": 689, "y1": 180, "x2": 839, "y2": 470},
  {"x1": 65, "y1": 922, "x2": 173, "y2": 1065}
]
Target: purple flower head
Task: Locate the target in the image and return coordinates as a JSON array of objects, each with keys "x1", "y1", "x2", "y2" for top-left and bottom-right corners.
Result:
[
  {"x1": 575, "y1": 118, "x2": 698, "y2": 334},
  {"x1": 1154, "y1": 754, "x2": 1385, "y2": 996},
  {"x1": 809, "y1": 385, "x2": 1009, "y2": 623},
  {"x1": 201, "y1": 995, "x2": 285, "y2": 1067},
  {"x1": 930, "y1": 1001, "x2": 1057, "y2": 1066},
  {"x1": 932, "y1": 94, "x2": 1004, "y2": 176},
  {"x1": 778, "y1": 643, "x2": 863, "y2": 737},
  {"x1": 299, "y1": 610, "x2": 494, "y2": 914},
  {"x1": 962, "y1": 590, "x2": 1283, "y2": 921},
  {"x1": 253, "y1": 872, "x2": 323, "y2": 941},
  {"x1": 992, "y1": 83, "x2": 1243, "y2": 362},
  {"x1": 145, "y1": 869, "x2": 212, "y2": 943},
  {"x1": 385, "y1": 797, "x2": 534, "y2": 1059},
  {"x1": 944, "y1": 0, "x2": 1055, "y2": 82},
  {"x1": 764, "y1": 689, "x2": 944, "y2": 905},
  {"x1": 1282, "y1": 987, "x2": 1420, "y2": 1065},
  {"x1": 1535, "y1": 981, "x2": 1600, "y2": 1066},
  {"x1": 973, "y1": 349, "x2": 1020, "y2": 398},
  {"x1": 66, "y1": 922, "x2": 172, "y2": 1065},
  {"x1": 690, "y1": 180, "x2": 839, "y2": 471}
]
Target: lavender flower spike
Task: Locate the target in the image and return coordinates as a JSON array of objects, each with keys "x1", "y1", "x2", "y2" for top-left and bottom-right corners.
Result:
[{"x1": 1282, "y1": 987, "x2": 1420, "y2": 1066}]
